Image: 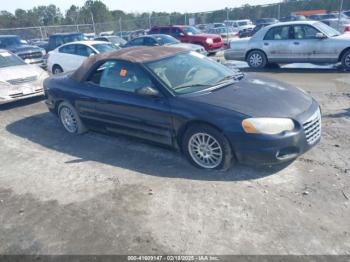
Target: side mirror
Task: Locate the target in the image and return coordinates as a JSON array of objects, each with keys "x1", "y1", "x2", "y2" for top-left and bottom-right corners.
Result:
[
  {"x1": 316, "y1": 32, "x2": 327, "y2": 39},
  {"x1": 135, "y1": 86, "x2": 160, "y2": 97},
  {"x1": 179, "y1": 32, "x2": 185, "y2": 37}
]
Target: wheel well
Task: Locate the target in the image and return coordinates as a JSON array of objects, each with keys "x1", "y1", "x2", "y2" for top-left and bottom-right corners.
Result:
[
  {"x1": 339, "y1": 47, "x2": 350, "y2": 62},
  {"x1": 245, "y1": 49, "x2": 267, "y2": 61},
  {"x1": 176, "y1": 120, "x2": 224, "y2": 150},
  {"x1": 54, "y1": 99, "x2": 64, "y2": 115},
  {"x1": 52, "y1": 64, "x2": 63, "y2": 71}
]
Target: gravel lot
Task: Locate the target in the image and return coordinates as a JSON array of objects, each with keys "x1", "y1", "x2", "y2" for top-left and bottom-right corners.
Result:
[{"x1": 0, "y1": 62, "x2": 349, "y2": 255}]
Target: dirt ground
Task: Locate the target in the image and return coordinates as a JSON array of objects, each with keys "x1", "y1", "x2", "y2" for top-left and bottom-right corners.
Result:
[{"x1": 0, "y1": 62, "x2": 349, "y2": 255}]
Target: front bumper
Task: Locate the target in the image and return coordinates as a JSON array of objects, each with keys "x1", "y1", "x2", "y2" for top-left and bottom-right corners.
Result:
[
  {"x1": 205, "y1": 42, "x2": 224, "y2": 52},
  {"x1": 226, "y1": 103, "x2": 321, "y2": 165},
  {"x1": 0, "y1": 84, "x2": 44, "y2": 105}
]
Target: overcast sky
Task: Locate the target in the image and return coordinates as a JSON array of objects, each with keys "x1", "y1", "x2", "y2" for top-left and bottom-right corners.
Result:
[{"x1": 2, "y1": 0, "x2": 281, "y2": 14}]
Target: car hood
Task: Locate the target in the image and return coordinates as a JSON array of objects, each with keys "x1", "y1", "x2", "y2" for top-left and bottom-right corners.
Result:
[
  {"x1": 0, "y1": 64, "x2": 45, "y2": 82},
  {"x1": 172, "y1": 42, "x2": 202, "y2": 50},
  {"x1": 8, "y1": 45, "x2": 42, "y2": 54},
  {"x1": 239, "y1": 25, "x2": 255, "y2": 30},
  {"x1": 183, "y1": 74, "x2": 313, "y2": 118},
  {"x1": 192, "y1": 33, "x2": 220, "y2": 39},
  {"x1": 332, "y1": 33, "x2": 350, "y2": 39}
]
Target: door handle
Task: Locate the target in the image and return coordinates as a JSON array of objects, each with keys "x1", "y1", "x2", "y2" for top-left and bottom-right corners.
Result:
[
  {"x1": 264, "y1": 42, "x2": 269, "y2": 46},
  {"x1": 294, "y1": 42, "x2": 300, "y2": 45}
]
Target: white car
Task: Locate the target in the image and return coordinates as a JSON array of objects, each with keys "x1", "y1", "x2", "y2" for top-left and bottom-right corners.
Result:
[
  {"x1": 47, "y1": 41, "x2": 118, "y2": 74},
  {"x1": 0, "y1": 49, "x2": 48, "y2": 104},
  {"x1": 224, "y1": 19, "x2": 255, "y2": 33}
]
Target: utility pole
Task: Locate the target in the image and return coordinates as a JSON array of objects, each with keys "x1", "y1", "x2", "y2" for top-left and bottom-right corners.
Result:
[
  {"x1": 226, "y1": 8, "x2": 229, "y2": 20},
  {"x1": 75, "y1": 9, "x2": 80, "y2": 32},
  {"x1": 338, "y1": 0, "x2": 344, "y2": 31},
  {"x1": 277, "y1": 3, "x2": 281, "y2": 20},
  {"x1": 185, "y1": 13, "x2": 187, "y2": 25},
  {"x1": 119, "y1": 17, "x2": 122, "y2": 36},
  {"x1": 90, "y1": 11, "x2": 96, "y2": 35},
  {"x1": 149, "y1": 13, "x2": 152, "y2": 29}
]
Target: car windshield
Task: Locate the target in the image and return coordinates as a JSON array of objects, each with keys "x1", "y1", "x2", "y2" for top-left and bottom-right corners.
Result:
[
  {"x1": 155, "y1": 35, "x2": 180, "y2": 45},
  {"x1": 238, "y1": 21, "x2": 251, "y2": 26},
  {"x1": 0, "y1": 51, "x2": 25, "y2": 68},
  {"x1": 320, "y1": 14, "x2": 337, "y2": 19},
  {"x1": 183, "y1": 26, "x2": 201, "y2": 35},
  {"x1": 146, "y1": 51, "x2": 243, "y2": 95},
  {"x1": 62, "y1": 34, "x2": 84, "y2": 44},
  {"x1": 344, "y1": 11, "x2": 350, "y2": 17},
  {"x1": 108, "y1": 36, "x2": 127, "y2": 45},
  {"x1": 0, "y1": 37, "x2": 22, "y2": 48},
  {"x1": 92, "y1": 43, "x2": 117, "y2": 53},
  {"x1": 315, "y1": 21, "x2": 341, "y2": 37}
]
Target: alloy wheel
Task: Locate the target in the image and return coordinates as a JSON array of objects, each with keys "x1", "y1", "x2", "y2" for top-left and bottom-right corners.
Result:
[
  {"x1": 345, "y1": 54, "x2": 350, "y2": 68},
  {"x1": 188, "y1": 132, "x2": 223, "y2": 169},
  {"x1": 249, "y1": 53, "x2": 263, "y2": 67},
  {"x1": 60, "y1": 107, "x2": 78, "y2": 133}
]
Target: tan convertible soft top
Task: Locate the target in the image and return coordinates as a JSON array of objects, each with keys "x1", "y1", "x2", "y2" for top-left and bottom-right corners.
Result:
[{"x1": 71, "y1": 46, "x2": 187, "y2": 81}]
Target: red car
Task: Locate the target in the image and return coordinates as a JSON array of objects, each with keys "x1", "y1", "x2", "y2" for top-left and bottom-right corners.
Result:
[{"x1": 149, "y1": 25, "x2": 224, "y2": 54}]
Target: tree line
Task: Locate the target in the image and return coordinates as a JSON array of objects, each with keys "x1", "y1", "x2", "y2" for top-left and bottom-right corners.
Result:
[{"x1": 0, "y1": 0, "x2": 349, "y2": 30}]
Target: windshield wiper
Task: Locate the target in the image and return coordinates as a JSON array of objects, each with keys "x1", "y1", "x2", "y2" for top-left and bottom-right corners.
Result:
[
  {"x1": 174, "y1": 83, "x2": 211, "y2": 91},
  {"x1": 215, "y1": 73, "x2": 245, "y2": 85}
]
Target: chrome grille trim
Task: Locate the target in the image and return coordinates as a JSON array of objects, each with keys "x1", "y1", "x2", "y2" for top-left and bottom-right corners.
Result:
[
  {"x1": 9, "y1": 89, "x2": 43, "y2": 99},
  {"x1": 18, "y1": 52, "x2": 43, "y2": 60},
  {"x1": 303, "y1": 108, "x2": 321, "y2": 145},
  {"x1": 7, "y1": 76, "x2": 38, "y2": 85}
]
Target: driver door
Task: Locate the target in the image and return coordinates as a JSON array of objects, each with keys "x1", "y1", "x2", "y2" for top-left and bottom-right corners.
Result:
[{"x1": 84, "y1": 60, "x2": 174, "y2": 145}]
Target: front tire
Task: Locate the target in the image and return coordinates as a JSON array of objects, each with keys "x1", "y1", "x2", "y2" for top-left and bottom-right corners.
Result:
[
  {"x1": 58, "y1": 102, "x2": 87, "y2": 134},
  {"x1": 182, "y1": 124, "x2": 233, "y2": 171},
  {"x1": 52, "y1": 65, "x2": 63, "y2": 75},
  {"x1": 247, "y1": 50, "x2": 267, "y2": 69},
  {"x1": 341, "y1": 50, "x2": 350, "y2": 71}
]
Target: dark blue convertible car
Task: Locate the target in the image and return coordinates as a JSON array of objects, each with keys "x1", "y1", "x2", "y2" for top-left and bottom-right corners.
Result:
[{"x1": 44, "y1": 46, "x2": 321, "y2": 170}]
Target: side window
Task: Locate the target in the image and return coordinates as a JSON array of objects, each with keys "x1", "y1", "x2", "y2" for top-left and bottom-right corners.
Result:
[
  {"x1": 76, "y1": 44, "x2": 95, "y2": 57},
  {"x1": 88, "y1": 60, "x2": 154, "y2": 93},
  {"x1": 264, "y1": 26, "x2": 290, "y2": 40},
  {"x1": 292, "y1": 25, "x2": 320, "y2": 39},
  {"x1": 59, "y1": 44, "x2": 75, "y2": 54},
  {"x1": 160, "y1": 28, "x2": 170, "y2": 34},
  {"x1": 129, "y1": 38, "x2": 144, "y2": 46},
  {"x1": 144, "y1": 37, "x2": 157, "y2": 46},
  {"x1": 172, "y1": 28, "x2": 183, "y2": 36}
]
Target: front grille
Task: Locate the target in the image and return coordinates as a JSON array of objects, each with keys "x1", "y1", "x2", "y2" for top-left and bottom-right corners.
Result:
[
  {"x1": 18, "y1": 52, "x2": 43, "y2": 60},
  {"x1": 213, "y1": 38, "x2": 222, "y2": 43},
  {"x1": 9, "y1": 89, "x2": 43, "y2": 99},
  {"x1": 303, "y1": 108, "x2": 321, "y2": 145},
  {"x1": 7, "y1": 76, "x2": 37, "y2": 85}
]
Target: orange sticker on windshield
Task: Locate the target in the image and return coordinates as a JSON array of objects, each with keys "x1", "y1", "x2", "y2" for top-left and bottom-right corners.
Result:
[{"x1": 120, "y1": 69, "x2": 127, "y2": 77}]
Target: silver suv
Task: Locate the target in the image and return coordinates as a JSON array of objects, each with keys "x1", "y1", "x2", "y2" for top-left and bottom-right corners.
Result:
[{"x1": 224, "y1": 21, "x2": 350, "y2": 70}]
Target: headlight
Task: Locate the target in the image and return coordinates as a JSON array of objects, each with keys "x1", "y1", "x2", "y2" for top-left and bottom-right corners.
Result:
[
  {"x1": 242, "y1": 118, "x2": 295, "y2": 135},
  {"x1": 206, "y1": 38, "x2": 213, "y2": 44},
  {"x1": 38, "y1": 70, "x2": 49, "y2": 83},
  {"x1": 40, "y1": 48, "x2": 46, "y2": 56}
]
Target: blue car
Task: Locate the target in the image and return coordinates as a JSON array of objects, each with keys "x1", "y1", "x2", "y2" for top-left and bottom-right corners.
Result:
[{"x1": 44, "y1": 46, "x2": 321, "y2": 170}]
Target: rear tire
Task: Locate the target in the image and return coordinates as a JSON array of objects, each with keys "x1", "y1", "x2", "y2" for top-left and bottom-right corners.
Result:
[
  {"x1": 341, "y1": 50, "x2": 350, "y2": 71},
  {"x1": 58, "y1": 102, "x2": 87, "y2": 134},
  {"x1": 247, "y1": 50, "x2": 267, "y2": 69},
  {"x1": 52, "y1": 65, "x2": 63, "y2": 75},
  {"x1": 182, "y1": 124, "x2": 234, "y2": 171}
]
